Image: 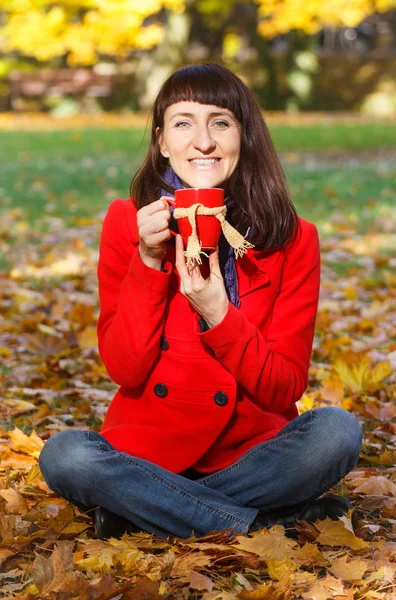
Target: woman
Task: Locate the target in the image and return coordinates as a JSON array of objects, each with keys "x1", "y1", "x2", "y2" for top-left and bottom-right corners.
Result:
[{"x1": 39, "y1": 63, "x2": 362, "y2": 540}]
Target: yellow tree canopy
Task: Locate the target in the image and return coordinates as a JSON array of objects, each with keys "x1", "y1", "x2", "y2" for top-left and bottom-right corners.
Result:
[
  {"x1": 0, "y1": 0, "x2": 184, "y2": 65},
  {"x1": 255, "y1": 0, "x2": 395, "y2": 37},
  {"x1": 1, "y1": 0, "x2": 394, "y2": 65}
]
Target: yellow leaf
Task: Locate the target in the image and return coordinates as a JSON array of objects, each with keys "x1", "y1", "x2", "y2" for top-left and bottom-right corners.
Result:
[
  {"x1": 25, "y1": 464, "x2": 43, "y2": 486},
  {"x1": 115, "y1": 548, "x2": 145, "y2": 573},
  {"x1": 315, "y1": 518, "x2": 368, "y2": 550},
  {"x1": 333, "y1": 356, "x2": 392, "y2": 393},
  {"x1": 329, "y1": 554, "x2": 368, "y2": 581},
  {"x1": 297, "y1": 393, "x2": 314, "y2": 413},
  {"x1": 76, "y1": 549, "x2": 115, "y2": 574},
  {"x1": 9, "y1": 428, "x2": 44, "y2": 459},
  {"x1": 235, "y1": 526, "x2": 297, "y2": 560},
  {"x1": 266, "y1": 557, "x2": 296, "y2": 581},
  {"x1": 302, "y1": 574, "x2": 346, "y2": 600},
  {"x1": 293, "y1": 543, "x2": 328, "y2": 566}
]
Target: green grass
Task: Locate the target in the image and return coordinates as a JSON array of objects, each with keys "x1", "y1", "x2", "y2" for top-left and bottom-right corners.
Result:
[{"x1": 0, "y1": 121, "x2": 395, "y2": 229}]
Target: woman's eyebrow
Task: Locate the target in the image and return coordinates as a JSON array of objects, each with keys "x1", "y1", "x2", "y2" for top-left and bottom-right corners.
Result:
[{"x1": 169, "y1": 111, "x2": 234, "y2": 121}]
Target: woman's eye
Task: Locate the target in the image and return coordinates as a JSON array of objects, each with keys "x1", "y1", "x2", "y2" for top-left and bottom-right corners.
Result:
[
  {"x1": 175, "y1": 121, "x2": 190, "y2": 128},
  {"x1": 213, "y1": 120, "x2": 229, "y2": 128}
]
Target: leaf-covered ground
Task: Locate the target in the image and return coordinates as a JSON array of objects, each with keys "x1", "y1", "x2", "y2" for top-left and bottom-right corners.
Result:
[{"x1": 0, "y1": 120, "x2": 395, "y2": 598}]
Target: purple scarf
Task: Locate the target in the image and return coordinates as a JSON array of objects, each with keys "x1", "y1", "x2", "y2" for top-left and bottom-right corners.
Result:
[{"x1": 161, "y1": 167, "x2": 241, "y2": 308}]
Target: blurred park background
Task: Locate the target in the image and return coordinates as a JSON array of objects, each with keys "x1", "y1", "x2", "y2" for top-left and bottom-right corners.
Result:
[
  {"x1": 0, "y1": 0, "x2": 395, "y2": 239},
  {"x1": 0, "y1": 0, "x2": 395, "y2": 274}
]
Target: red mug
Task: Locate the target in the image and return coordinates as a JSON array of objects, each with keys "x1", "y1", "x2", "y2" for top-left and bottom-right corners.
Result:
[{"x1": 172, "y1": 188, "x2": 224, "y2": 250}]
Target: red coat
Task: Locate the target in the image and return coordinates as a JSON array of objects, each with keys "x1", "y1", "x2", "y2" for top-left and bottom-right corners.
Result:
[{"x1": 98, "y1": 198, "x2": 321, "y2": 474}]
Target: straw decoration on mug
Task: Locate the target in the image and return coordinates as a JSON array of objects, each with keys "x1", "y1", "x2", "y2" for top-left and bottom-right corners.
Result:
[{"x1": 173, "y1": 203, "x2": 255, "y2": 267}]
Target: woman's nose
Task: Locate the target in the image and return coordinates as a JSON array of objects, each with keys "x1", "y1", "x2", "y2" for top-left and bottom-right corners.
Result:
[{"x1": 193, "y1": 126, "x2": 216, "y2": 152}]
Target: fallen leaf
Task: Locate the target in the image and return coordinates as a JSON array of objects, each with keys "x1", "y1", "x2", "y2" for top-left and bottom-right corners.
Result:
[
  {"x1": 352, "y1": 476, "x2": 396, "y2": 496},
  {"x1": 187, "y1": 570, "x2": 214, "y2": 592},
  {"x1": 329, "y1": 554, "x2": 368, "y2": 581},
  {"x1": 170, "y1": 552, "x2": 211, "y2": 577},
  {"x1": 9, "y1": 428, "x2": 44, "y2": 458},
  {"x1": 0, "y1": 488, "x2": 28, "y2": 515},
  {"x1": 235, "y1": 526, "x2": 297, "y2": 560},
  {"x1": 266, "y1": 557, "x2": 297, "y2": 580},
  {"x1": 315, "y1": 518, "x2": 368, "y2": 549}
]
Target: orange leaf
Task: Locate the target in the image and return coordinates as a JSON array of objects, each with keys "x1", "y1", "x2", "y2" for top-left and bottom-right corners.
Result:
[
  {"x1": 9, "y1": 428, "x2": 44, "y2": 459},
  {"x1": 0, "y1": 488, "x2": 28, "y2": 515}
]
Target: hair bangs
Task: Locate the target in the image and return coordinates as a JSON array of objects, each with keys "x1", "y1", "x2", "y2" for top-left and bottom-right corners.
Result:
[{"x1": 155, "y1": 64, "x2": 243, "y2": 127}]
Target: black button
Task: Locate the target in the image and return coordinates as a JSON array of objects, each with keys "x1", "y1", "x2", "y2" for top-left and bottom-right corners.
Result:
[
  {"x1": 160, "y1": 336, "x2": 169, "y2": 351},
  {"x1": 214, "y1": 391, "x2": 228, "y2": 406},
  {"x1": 154, "y1": 383, "x2": 168, "y2": 398}
]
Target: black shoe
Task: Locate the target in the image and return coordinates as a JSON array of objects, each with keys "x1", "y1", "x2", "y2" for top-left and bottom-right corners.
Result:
[
  {"x1": 249, "y1": 494, "x2": 357, "y2": 535},
  {"x1": 95, "y1": 506, "x2": 140, "y2": 540}
]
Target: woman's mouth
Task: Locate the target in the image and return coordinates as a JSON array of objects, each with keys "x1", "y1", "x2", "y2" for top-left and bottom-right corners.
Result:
[{"x1": 189, "y1": 158, "x2": 221, "y2": 169}]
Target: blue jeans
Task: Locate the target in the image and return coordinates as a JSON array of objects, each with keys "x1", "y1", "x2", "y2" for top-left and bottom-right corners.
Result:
[{"x1": 38, "y1": 407, "x2": 362, "y2": 538}]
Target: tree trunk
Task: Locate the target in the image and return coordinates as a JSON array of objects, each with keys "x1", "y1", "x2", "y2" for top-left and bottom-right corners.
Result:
[{"x1": 135, "y1": 10, "x2": 192, "y2": 110}]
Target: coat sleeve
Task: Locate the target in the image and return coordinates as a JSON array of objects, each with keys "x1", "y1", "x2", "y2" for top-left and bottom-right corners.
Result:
[
  {"x1": 97, "y1": 199, "x2": 173, "y2": 388},
  {"x1": 195, "y1": 220, "x2": 321, "y2": 413}
]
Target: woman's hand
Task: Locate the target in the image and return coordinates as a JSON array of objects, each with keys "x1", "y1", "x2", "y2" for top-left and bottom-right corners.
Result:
[
  {"x1": 137, "y1": 197, "x2": 175, "y2": 269},
  {"x1": 175, "y1": 234, "x2": 229, "y2": 328}
]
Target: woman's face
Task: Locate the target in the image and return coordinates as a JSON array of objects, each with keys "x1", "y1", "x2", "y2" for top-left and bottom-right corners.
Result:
[{"x1": 157, "y1": 101, "x2": 241, "y2": 189}]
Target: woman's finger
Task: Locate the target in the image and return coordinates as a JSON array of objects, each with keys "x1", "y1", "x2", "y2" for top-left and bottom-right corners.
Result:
[
  {"x1": 175, "y1": 234, "x2": 189, "y2": 281},
  {"x1": 209, "y1": 246, "x2": 222, "y2": 278}
]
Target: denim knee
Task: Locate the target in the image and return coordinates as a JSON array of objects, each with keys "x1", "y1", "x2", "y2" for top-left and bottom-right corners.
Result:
[
  {"x1": 315, "y1": 406, "x2": 362, "y2": 469},
  {"x1": 38, "y1": 430, "x2": 92, "y2": 490}
]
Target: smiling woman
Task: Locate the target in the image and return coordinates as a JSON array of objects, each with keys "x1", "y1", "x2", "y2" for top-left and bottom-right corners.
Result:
[
  {"x1": 156, "y1": 103, "x2": 241, "y2": 190},
  {"x1": 38, "y1": 63, "x2": 363, "y2": 542}
]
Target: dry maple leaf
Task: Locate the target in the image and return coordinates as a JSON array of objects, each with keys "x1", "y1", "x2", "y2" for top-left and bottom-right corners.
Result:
[
  {"x1": 234, "y1": 526, "x2": 297, "y2": 561},
  {"x1": 32, "y1": 541, "x2": 86, "y2": 594},
  {"x1": 352, "y1": 476, "x2": 396, "y2": 497},
  {"x1": 170, "y1": 551, "x2": 212, "y2": 577},
  {"x1": 293, "y1": 542, "x2": 329, "y2": 566},
  {"x1": 266, "y1": 557, "x2": 297, "y2": 581},
  {"x1": 0, "y1": 487, "x2": 28, "y2": 515},
  {"x1": 8, "y1": 427, "x2": 44, "y2": 458},
  {"x1": 333, "y1": 356, "x2": 392, "y2": 394},
  {"x1": 185, "y1": 570, "x2": 214, "y2": 592},
  {"x1": 315, "y1": 518, "x2": 368, "y2": 550},
  {"x1": 329, "y1": 554, "x2": 369, "y2": 581},
  {"x1": 302, "y1": 574, "x2": 347, "y2": 600}
]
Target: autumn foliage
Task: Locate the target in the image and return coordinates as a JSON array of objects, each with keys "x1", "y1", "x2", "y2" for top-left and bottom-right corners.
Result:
[
  {"x1": 1, "y1": 0, "x2": 394, "y2": 65},
  {"x1": 0, "y1": 188, "x2": 395, "y2": 598}
]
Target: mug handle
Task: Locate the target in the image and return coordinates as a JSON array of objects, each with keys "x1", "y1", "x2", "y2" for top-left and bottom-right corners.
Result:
[{"x1": 164, "y1": 198, "x2": 177, "y2": 237}]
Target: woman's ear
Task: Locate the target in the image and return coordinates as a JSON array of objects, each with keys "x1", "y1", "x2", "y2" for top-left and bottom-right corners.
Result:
[{"x1": 156, "y1": 127, "x2": 169, "y2": 158}]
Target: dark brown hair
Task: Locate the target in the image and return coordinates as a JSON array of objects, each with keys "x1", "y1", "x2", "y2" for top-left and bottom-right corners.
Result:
[{"x1": 130, "y1": 63, "x2": 299, "y2": 251}]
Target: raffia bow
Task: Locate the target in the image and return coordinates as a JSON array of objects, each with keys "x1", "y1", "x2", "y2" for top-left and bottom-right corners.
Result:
[{"x1": 173, "y1": 203, "x2": 255, "y2": 267}]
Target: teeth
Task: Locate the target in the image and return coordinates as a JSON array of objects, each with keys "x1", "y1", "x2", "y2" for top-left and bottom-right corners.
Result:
[{"x1": 190, "y1": 159, "x2": 219, "y2": 165}]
